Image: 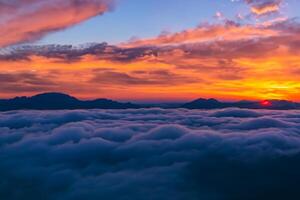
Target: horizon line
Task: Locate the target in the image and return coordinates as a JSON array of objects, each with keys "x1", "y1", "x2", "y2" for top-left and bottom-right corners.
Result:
[{"x1": 0, "y1": 92, "x2": 299, "y2": 104}]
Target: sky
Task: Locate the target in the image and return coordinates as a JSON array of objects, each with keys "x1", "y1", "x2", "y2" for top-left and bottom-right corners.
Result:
[
  {"x1": 37, "y1": 0, "x2": 247, "y2": 45},
  {"x1": 1, "y1": 0, "x2": 300, "y2": 102}
]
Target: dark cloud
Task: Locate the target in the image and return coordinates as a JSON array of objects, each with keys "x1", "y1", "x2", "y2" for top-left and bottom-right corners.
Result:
[
  {"x1": 90, "y1": 70, "x2": 199, "y2": 86},
  {"x1": 0, "y1": 71, "x2": 58, "y2": 93},
  {"x1": 0, "y1": 43, "x2": 158, "y2": 63},
  {"x1": 0, "y1": 108, "x2": 300, "y2": 199}
]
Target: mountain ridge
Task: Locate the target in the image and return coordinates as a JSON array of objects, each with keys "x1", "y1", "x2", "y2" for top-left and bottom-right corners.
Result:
[
  {"x1": 0, "y1": 93, "x2": 299, "y2": 111},
  {"x1": 0, "y1": 92, "x2": 140, "y2": 111}
]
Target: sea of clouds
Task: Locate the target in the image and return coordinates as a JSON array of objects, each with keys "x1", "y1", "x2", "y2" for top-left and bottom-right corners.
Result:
[{"x1": 1, "y1": 108, "x2": 300, "y2": 200}]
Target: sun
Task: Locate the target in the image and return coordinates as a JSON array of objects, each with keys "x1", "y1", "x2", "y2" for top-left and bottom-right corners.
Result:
[{"x1": 260, "y1": 100, "x2": 272, "y2": 107}]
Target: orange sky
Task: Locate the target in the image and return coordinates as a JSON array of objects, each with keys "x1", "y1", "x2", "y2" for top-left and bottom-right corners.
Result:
[
  {"x1": 0, "y1": 0, "x2": 300, "y2": 102},
  {"x1": 1, "y1": 22, "x2": 300, "y2": 102}
]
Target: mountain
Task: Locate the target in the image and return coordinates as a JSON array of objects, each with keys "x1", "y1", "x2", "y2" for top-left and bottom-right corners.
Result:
[
  {"x1": 182, "y1": 98, "x2": 300, "y2": 110},
  {"x1": 0, "y1": 93, "x2": 140, "y2": 111},
  {"x1": 0, "y1": 93, "x2": 299, "y2": 111},
  {"x1": 182, "y1": 98, "x2": 225, "y2": 109}
]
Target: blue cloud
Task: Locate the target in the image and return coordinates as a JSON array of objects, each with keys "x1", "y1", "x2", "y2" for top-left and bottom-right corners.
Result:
[{"x1": 0, "y1": 108, "x2": 300, "y2": 199}]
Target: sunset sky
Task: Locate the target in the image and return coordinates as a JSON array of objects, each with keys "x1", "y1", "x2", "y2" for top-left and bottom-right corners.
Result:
[{"x1": 1, "y1": 0, "x2": 300, "y2": 102}]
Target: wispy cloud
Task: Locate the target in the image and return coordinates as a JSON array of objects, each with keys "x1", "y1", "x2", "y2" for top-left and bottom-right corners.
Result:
[
  {"x1": 0, "y1": 0, "x2": 114, "y2": 47},
  {"x1": 122, "y1": 21, "x2": 280, "y2": 47}
]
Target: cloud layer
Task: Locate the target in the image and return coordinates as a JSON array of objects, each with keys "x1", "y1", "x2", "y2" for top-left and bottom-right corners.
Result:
[
  {"x1": 1, "y1": 108, "x2": 300, "y2": 199},
  {"x1": 0, "y1": 0, "x2": 114, "y2": 47},
  {"x1": 1, "y1": 19, "x2": 300, "y2": 100}
]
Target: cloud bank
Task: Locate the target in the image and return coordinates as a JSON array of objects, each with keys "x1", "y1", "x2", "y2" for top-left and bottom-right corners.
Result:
[
  {"x1": 0, "y1": 0, "x2": 114, "y2": 47},
  {"x1": 1, "y1": 108, "x2": 300, "y2": 199}
]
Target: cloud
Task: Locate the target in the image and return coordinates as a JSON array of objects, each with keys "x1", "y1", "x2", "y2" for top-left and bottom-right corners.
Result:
[
  {"x1": 0, "y1": 0, "x2": 283, "y2": 48},
  {"x1": 0, "y1": 21, "x2": 294, "y2": 63},
  {"x1": 244, "y1": 0, "x2": 283, "y2": 16},
  {"x1": 0, "y1": 0, "x2": 114, "y2": 47},
  {"x1": 0, "y1": 71, "x2": 59, "y2": 94},
  {"x1": 90, "y1": 69, "x2": 199, "y2": 86},
  {"x1": 1, "y1": 20, "x2": 300, "y2": 100},
  {"x1": 2, "y1": 20, "x2": 292, "y2": 63},
  {"x1": 1, "y1": 108, "x2": 300, "y2": 199},
  {"x1": 0, "y1": 43, "x2": 155, "y2": 63},
  {"x1": 211, "y1": 108, "x2": 262, "y2": 117},
  {"x1": 122, "y1": 21, "x2": 280, "y2": 47}
]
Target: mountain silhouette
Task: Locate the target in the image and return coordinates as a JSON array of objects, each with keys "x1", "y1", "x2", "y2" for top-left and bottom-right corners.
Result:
[
  {"x1": 182, "y1": 98, "x2": 300, "y2": 110},
  {"x1": 0, "y1": 93, "x2": 299, "y2": 111},
  {"x1": 182, "y1": 98, "x2": 224, "y2": 109},
  {"x1": 0, "y1": 92, "x2": 140, "y2": 111}
]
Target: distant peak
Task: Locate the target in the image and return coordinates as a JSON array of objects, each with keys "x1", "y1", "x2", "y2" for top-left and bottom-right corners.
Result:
[
  {"x1": 193, "y1": 98, "x2": 219, "y2": 102},
  {"x1": 33, "y1": 92, "x2": 75, "y2": 98},
  {"x1": 31, "y1": 92, "x2": 78, "y2": 101}
]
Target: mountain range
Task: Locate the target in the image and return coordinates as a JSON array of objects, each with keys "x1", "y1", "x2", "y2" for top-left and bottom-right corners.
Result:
[
  {"x1": 0, "y1": 93, "x2": 140, "y2": 111},
  {"x1": 0, "y1": 93, "x2": 299, "y2": 111},
  {"x1": 182, "y1": 98, "x2": 300, "y2": 110}
]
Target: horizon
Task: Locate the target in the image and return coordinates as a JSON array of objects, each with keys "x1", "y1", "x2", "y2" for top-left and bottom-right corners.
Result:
[{"x1": 1, "y1": 91, "x2": 299, "y2": 104}]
